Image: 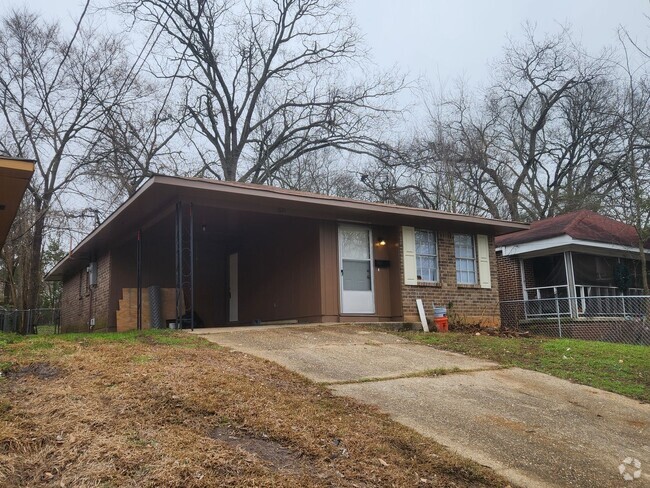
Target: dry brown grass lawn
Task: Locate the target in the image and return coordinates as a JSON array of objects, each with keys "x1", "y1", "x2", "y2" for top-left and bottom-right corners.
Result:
[{"x1": 0, "y1": 330, "x2": 510, "y2": 487}]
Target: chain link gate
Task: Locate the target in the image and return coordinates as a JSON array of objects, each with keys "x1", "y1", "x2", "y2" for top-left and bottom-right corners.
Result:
[{"x1": 0, "y1": 308, "x2": 60, "y2": 334}]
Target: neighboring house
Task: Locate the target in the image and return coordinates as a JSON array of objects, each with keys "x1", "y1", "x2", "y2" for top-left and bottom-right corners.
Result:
[
  {"x1": 0, "y1": 156, "x2": 35, "y2": 248},
  {"x1": 46, "y1": 176, "x2": 526, "y2": 332},
  {"x1": 496, "y1": 210, "x2": 649, "y2": 321}
]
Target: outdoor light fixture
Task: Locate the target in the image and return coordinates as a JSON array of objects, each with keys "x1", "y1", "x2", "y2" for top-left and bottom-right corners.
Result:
[
  {"x1": 377, "y1": 237, "x2": 386, "y2": 246},
  {"x1": 201, "y1": 224, "x2": 207, "y2": 232}
]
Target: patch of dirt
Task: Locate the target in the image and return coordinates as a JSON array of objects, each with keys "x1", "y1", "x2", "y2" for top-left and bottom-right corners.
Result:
[
  {"x1": 209, "y1": 426, "x2": 306, "y2": 473},
  {"x1": 626, "y1": 419, "x2": 648, "y2": 428},
  {"x1": 450, "y1": 322, "x2": 530, "y2": 338},
  {"x1": 8, "y1": 362, "x2": 61, "y2": 380},
  {"x1": 484, "y1": 415, "x2": 531, "y2": 433}
]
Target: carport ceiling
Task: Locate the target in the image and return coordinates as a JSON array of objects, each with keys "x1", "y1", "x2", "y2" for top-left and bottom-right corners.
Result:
[{"x1": 0, "y1": 157, "x2": 35, "y2": 248}]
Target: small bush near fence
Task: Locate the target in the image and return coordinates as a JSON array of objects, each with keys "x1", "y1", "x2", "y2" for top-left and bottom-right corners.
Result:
[
  {"x1": 0, "y1": 309, "x2": 60, "y2": 335},
  {"x1": 500, "y1": 296, "x2": 650, "y2": 345}
]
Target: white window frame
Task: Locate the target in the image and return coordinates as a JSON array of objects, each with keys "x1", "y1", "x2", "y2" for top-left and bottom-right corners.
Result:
[
  {"x1": 415, "y1": 229, "x2": 438, "y2": 283},
  {"x1": 454, "y1": 234, "x2": 477, "y2": 285}
]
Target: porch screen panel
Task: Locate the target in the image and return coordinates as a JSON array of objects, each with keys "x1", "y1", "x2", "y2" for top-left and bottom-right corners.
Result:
[{"x1": 572, "y1": 253, "x2": 616, "y2": 286}]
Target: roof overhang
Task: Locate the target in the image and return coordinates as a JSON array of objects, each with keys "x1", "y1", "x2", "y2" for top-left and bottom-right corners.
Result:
[
  {"x1": 0, "y1": 157, "x2": 35, "y2": 248},
  {"x1": 497, "y1": 235, "x2": 648, "y2": 259},
  {"x1": 46, "y1": 176, "x2": 529, "y2": 280}
]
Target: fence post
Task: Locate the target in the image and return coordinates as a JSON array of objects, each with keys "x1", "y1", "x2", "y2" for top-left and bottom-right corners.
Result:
[{"x1": 556, "y1": 296, "x2": 562, "y2": 338}]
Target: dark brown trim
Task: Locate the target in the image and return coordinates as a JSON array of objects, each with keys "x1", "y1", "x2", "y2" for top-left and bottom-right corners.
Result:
[{"x1": 46, "y1": 176, "x2": 529, "y2": 280}]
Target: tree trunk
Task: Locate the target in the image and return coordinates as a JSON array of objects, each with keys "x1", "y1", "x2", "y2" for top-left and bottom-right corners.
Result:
[{"x1": 24, "y1": 204, "x2": 45, "y2": 333}]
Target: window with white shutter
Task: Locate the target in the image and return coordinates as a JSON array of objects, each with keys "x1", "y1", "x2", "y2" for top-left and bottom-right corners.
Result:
[
  {"x1": 402, "y1": 226, "x2": 417, "y2": 285},
  {"x1": 477, "y1": 234, "x2": 491, "y2": 289}
]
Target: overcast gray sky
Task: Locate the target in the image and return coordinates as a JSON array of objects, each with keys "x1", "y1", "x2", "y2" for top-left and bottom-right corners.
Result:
[
  {"x1": 9, "y1": 0, "x2": 649, "y2": 84},
  {"x1": 352, "y1": 0, "x2": 649, "y2": 82}
]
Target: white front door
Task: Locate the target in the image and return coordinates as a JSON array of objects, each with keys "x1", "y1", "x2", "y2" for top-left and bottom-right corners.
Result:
[
  {"x1": 228, "y1": 252, "x2": 238, "y2": 322},
  {"x1": 339, "y1": 224, "x2": 375, "y2": 314}
]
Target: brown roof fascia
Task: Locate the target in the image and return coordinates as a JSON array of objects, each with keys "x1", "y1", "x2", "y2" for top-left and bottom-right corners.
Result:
[
  {"x1": 166, "y1": 176, "x2": 528, "y2": 231},
  {"x1": 45, "y1": 176, "x2": 528, "y2": 280}
]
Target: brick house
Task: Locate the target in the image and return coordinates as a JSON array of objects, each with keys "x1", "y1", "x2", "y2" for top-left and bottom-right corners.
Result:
[
  {"x1": 496, "y1": 210, "x2": 650, "y2": 321},
  {"x1": 46, "y1": 176, "x2": 526, "y2": 332}
]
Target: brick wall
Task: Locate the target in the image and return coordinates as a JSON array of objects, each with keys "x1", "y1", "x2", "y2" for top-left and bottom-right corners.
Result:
[
  {"x1": 496, "y1": 252, "x2": 523, "y2": 301},
  {"x1": 400, "y1": 230, "x2": 501, "y2": 326},
  {"x1": 495, "y1": 251, "x2": 528, "y2": 328},
  {"x1": 522, "y1": 259, "x2": 535, "y2": 289},
  {"x1": 60, "y1": 252, "x2": 111, "y2": 333}
]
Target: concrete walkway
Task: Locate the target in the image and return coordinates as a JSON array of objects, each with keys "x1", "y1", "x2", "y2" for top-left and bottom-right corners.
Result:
[{"x1": 193, "y1": 324, "x2": 650, "y2": 488}]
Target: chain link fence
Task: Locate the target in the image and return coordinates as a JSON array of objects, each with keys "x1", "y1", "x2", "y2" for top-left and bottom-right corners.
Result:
[
  {"x1": 500, "y1": 295, "x2": 650, "y2": 345},
  {"x1": 0, "y1": 308, "x2": 60, "y2": 335}
]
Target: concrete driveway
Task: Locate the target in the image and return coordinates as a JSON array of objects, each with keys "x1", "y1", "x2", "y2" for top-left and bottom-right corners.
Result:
[{"x1": 193, "y1": 324, "x2": 650, "y2": 488}]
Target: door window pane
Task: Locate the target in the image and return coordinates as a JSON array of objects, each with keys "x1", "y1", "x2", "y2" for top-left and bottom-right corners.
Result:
[
  {"x1": 342, "y1": 260, "x2": 371, "y2": 291},
  {"x1": 341, "y1": 228, "x2": 370, "y2": 260}
]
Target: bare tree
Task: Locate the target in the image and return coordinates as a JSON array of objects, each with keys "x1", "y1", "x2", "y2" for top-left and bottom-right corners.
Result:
[
  {"x1": 605, "y1": 29, "x2": 650, "y2": 292},
  {"x1": 0, "y1": 200, "x2": 35, "y2": 308},
  {"x1": 365, "y1": 25, "x2": 616, "y2": 221},
  {"x1": 85, "y1": 79, "x2": 186, "y2": 203},
  {"x1": 445, "y1": 26, "x2": 613, "y2": 220},
  {"x1": 267, "y1": 148, "x2": 366, "y2": 198},
  {"x1": 117, "y1": 0, "x2": 402, "y2": 183},
  {"x1": 0, "y1": 8, "x2": 130, "y2": 315}
]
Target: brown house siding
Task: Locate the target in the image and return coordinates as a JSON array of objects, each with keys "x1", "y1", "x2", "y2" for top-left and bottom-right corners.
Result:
[
  {"x1": 237, "y1": 217, "x2": 322, "y2": 323},
  {"x1": 318, "y1": 222, "x2": 403, "y2": 322},
  {"x1": 58, "y1": 221, "x2": 505, "y2": 331},
  {"x1": 400, "y1": 231, "x2": 501, "y2": 326},
  {"x1": 60, "y1": 252, "x2": 111, "y2": 333}
]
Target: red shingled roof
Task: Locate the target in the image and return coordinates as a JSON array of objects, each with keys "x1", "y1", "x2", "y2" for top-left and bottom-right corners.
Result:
[{"x1": 495, "y1": 210, "x2": 642, "y2": 248}]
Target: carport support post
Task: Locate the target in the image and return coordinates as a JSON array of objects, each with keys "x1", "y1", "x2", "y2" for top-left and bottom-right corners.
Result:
[
  {"x1": 136, "y1": 229, "x2": 142, "y2": 331},
  {"x1": 174, "y1": 201, "x2": 195, "y2": 331},
  {"x1": 175, "y1": 202, "x2": 183, "y2": 330},
  {"x1": 189, "y1": 203, "x2": 194, "y2": 331}
]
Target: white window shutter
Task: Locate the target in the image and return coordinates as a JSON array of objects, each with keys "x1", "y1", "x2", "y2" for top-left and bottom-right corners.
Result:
[
  {"x1": 402, "y1": 226, "x2": 417, "y2": 285},
  {"x1": 477, "y1": 234, "x2": 491, "y2": 289}
]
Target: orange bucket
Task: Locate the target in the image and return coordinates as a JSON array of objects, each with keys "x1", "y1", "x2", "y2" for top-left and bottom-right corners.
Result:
[{"x1": 434, "y1": 316, "x2": 448, "y2": 333}]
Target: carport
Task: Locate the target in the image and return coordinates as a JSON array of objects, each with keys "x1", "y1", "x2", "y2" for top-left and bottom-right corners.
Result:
[{"x1": 47, "y1": 176, "x2": 414, "y2": 331}]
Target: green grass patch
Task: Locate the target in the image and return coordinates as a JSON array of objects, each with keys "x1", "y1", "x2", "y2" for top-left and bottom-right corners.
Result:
[
  {"x1": 399, "y1": 332, "x2": 650, "y2": 402},
  {"x1": 50, "y1": 329, "x2": 210, "y2": 347},
  {"x1": 0, "y1": 333, "x2": 27, "y2": 347},
  {"x1": 0, "y1": 329, "x2": 218, "y2": 362},
  {"x1": 35, "y1": 325, "x2": 57, "y2": 335},
  {"x1": 132, "y1": 354, "x2": 154, "y2": 364}
]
